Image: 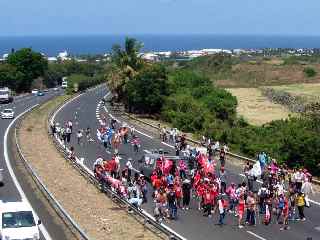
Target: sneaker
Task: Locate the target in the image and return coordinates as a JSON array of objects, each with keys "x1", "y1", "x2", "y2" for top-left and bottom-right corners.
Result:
[
  {"x1": 280, "y1": 227, "x2": 284, "y2": 231},
  {"x1": 186, "y1": 207, "x2": 189, "y2": 210},
  {"x1": 301, "y1": 218, "x2": 306, "y2": 221},
  {"x1": 182, "y1": 207, "x2": 185, "y2": 210},
  {"x1": 238, "y1": 225, "x2": 244, "y2": 229}
]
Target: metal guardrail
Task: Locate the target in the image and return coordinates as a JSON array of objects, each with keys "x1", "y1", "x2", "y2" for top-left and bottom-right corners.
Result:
[
  {"x1": 14, "y1": 99, "x2": 91, "y2": 240},
  {"x1": 49, "y1": 92, "x2": 185, "y2": 240},
  {"x1": 120, "y1": 111, "x2": 320, "y2": 186}
]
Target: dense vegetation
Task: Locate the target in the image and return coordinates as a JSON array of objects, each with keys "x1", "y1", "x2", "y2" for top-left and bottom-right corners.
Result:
[
  {"x1": 0, "y1": 48, "x2": 48, "y2": 92},
  {"x1": 108, "y1": 38, "x2": 320, "y2": 176},
  {"x1": 0, "y1": 48, "x2": 105, "y2": 93}
]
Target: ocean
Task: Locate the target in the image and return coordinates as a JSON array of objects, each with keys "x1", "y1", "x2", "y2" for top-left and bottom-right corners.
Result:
[{"x1": 1, "y1": 35, "x2": 320, "y2": 56}]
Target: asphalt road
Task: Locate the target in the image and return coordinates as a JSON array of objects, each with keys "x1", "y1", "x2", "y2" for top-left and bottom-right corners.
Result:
[
  {"x1": 54, "y1": 86, "x2": 320, "y2": 240},
  {"x1": 0, "y1": 89, "x2": 74, "y2": 240}
]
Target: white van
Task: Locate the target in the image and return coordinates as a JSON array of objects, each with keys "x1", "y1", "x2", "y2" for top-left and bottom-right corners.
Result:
[
  {"x1": 0, "y1": 201, "x2": 41, "y2": 240},
  {"x1": 61, "y1": 77, "x2": 68, "y2": 89}
]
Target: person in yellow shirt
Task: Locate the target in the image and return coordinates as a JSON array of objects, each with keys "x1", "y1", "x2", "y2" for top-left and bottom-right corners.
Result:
[{"x1": 296, "y1": 192, "x2": 306, "y2": 221}]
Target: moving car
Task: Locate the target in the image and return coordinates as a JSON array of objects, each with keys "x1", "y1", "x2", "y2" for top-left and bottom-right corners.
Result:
[
  {"x1": 0, "y1": 87, "x2": 13, "y2": 104},
  {"x1": 0, "y1": 201, "x2": 41, "y2": 240},
  {"x1": 31, "y1": 89, "x2": 39, "y2": 95},
  {"x1": 37, "y1": 91, "x2": 44, "y2": 96},
  {"x1": 1, "y1": 109, "x2": 14, "y2": 119}
]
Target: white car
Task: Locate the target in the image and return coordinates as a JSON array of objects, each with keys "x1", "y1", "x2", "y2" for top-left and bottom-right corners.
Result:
[
  {"x1": 1, "y1": 109, "x2": 14, "y2": 119},
  {"x1": 31, "y1": 89, "x2": 39, "y2": 95},
  {"x1": 0, "y1": 201, "x2": 41, "y2": 240}
]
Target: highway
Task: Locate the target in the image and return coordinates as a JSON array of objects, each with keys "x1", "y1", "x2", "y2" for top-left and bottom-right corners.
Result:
[
  {"x1": 53, "y1": 85, "x2": 320, "y2": 240},
  {"x1": 0, "y1": 90, "x2": 73, "y2": 240}
]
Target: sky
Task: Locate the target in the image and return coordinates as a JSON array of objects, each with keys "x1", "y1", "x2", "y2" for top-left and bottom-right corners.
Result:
[{"x1": 0, "y1": 0, "x2": 319, "y2": 36}]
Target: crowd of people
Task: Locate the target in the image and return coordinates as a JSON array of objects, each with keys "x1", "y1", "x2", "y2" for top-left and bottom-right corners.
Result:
[{"x1": 51, "y1": 116, "x2": 316, "y2": 231}]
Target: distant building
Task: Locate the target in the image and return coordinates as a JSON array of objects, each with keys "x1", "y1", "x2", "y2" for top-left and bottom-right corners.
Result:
[
  {"x1": 140, "y1": 53, "x2": 159, "y2": 62},
  {"x1": 57, "y1": 50, "x2": 70, "y2": 61},
  {"x1": 47, "y1": 57, "x2": 58, "y2": 62}
]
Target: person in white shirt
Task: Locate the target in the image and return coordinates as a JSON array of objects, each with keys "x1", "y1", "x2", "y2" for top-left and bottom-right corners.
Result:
[
  {"x1": 294, "y1": 169, "x2": 305, "y2": 192},
  {"x1": 301, "y1": 179, "x2": 314, "y2": 207}
]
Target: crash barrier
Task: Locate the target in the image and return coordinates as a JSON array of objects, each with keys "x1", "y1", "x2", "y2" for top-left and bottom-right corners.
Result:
[
  {"x1": 49, "y1": 93, "x2": 187, "y2": 240},
  {"x1": 116, "y1": 109, "x2": 320, "y2": 186},
  {"x1": 14, "y1": 102, "x2": 91, "y2": 240}
]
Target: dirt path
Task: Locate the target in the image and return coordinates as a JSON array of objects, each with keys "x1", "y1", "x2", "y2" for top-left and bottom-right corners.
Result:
[{"x1": 18, "y1": 96, "x2": 164, "y2": 240}]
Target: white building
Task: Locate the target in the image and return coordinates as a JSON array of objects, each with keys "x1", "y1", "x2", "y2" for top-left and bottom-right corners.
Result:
[
  {"x1": 58, "y1": 50, "x2": 70, "y2": 61},
  {"x1": 140, "y1": 53, "x2": 159, "y2": 62},
  {"x1": 47, "y1": 57, "x2": 58, "y2": 62}
]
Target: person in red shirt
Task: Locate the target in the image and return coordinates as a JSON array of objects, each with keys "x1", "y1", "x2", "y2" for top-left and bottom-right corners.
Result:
[
  {"x1": 238, "y1": 194, "x2": 245, "y2": 228},
  {"x1": 174, "y1": 183, "x2": 183, "y2": 208},
  {"x1": 280, "y1": 196, "x2": 290, "y2": 231},
  {"x1": 196, "y1": 181, "x2": 205, "y2": 210}
]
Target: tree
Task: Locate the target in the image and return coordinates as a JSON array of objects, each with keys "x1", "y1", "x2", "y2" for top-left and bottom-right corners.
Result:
[
  {"x1": 7, "y1": 48, "x2": 48, "y2": 92},
  {"x1": 126, "y1": 64, "x2": 168, "y2": 113},
  {"x1": 0, "y1": 64, "x2": 24, "y2": 91},
  {"x1": 107, "y1": 37, "x2": 144, "y2": 101}
]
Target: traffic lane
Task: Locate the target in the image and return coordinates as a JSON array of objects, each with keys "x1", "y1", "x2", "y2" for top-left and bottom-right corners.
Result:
[
  {"x1": 0, "y1": 90, "x2": 63, "y2": 202},
  {"x1": 7, "y1": 124, "x2": 74, "y2": 240},
  {"x1": 54, "y1": 90, "x2": 266, "y2": 240}
]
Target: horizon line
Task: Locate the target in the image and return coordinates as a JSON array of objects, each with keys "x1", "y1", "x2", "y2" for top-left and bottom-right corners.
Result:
[{"x1": 1, "y1": 33, "x2": 320, "y2": 38}]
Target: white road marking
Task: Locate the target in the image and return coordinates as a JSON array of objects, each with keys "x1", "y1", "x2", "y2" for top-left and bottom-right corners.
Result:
[
  {"x1": 161, "y1": 141, "x2": 175, "y2": 149},
  {"x1": 4, "y1": 105, "x2": 53, "y2": 240},
  {"x1": 144, "y1": 149, "x2": 152, "y2": 154},
  {"x1": 246, "y1": 231, "x2": 267, "y2": 240}
]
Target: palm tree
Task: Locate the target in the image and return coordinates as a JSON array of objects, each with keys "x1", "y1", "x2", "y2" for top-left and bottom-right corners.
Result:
[{"x1": 107, "y1": 37, "x2": 144, "y2": 102}]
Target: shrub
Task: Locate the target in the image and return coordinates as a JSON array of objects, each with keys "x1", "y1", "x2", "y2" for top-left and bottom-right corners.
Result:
[{"x1": 303, "y1": 67, "x2": 317, "y2": 78}]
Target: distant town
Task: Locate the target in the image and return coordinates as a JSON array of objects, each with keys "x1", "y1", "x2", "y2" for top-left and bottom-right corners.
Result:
[{"x1": 1, "y1": 47, "x2": 320, "y2": 63}]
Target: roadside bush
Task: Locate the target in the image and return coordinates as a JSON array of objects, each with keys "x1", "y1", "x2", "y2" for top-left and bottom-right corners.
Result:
[{"x1": 303, "y1": 67, "x2": 317, "y2": 78}]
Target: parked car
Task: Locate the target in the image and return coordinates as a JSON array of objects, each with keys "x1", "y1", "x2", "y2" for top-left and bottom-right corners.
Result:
[
  {"x1": 0, "y1": 201, "x2": 41, "y2": 240},
  {"x1": 1, "y1": 109, "x2": 14, "y2": 119}
]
